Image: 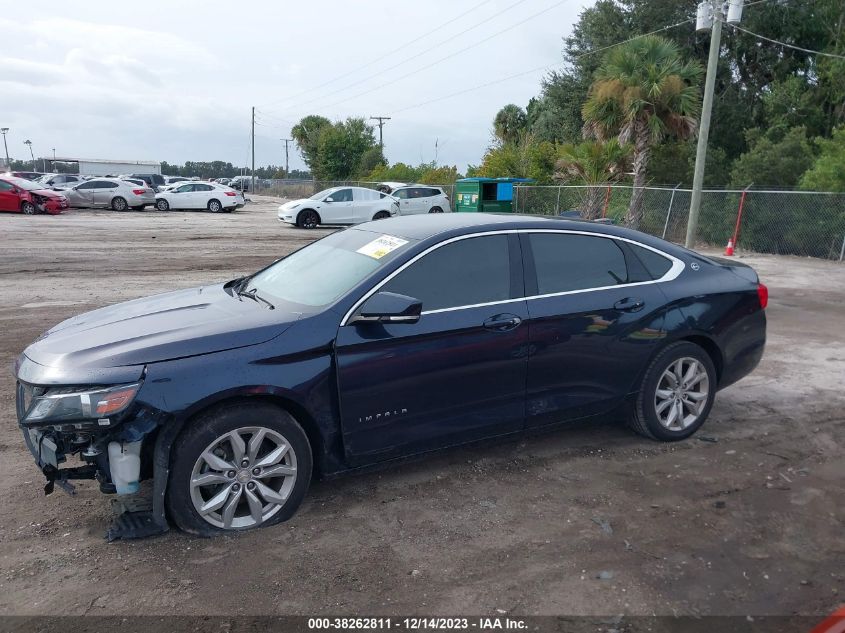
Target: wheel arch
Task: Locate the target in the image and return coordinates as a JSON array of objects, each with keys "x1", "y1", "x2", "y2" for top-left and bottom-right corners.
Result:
[{"x1": 678, "y1": 334, "x2": 724, "y2": 384}]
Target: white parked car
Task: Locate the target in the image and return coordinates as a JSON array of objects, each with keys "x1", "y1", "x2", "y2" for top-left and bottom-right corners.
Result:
[
  {"x1": 154, "y1": 182, "x2": 244, "y2": 213},
  {"x1": 389, "y1": 184, "x2": 451, "y2": 215},
  {"x1": 278, "y1": 186, "x2": 399, "y2": 229}
]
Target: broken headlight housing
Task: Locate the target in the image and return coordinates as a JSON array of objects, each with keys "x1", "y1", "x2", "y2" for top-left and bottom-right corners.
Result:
[{"x1": 22, "y1": 383, "x2": 141, "y2": 426}]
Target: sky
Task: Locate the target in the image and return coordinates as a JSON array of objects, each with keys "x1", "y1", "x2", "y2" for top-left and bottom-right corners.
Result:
[{"x1": 0, "y1": 0, "x2": 591, "y2": 174}]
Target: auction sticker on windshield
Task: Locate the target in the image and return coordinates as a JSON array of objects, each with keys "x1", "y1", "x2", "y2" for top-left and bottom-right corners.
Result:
[{"x1": 356, "y1": 235, "x2": 409, "y2": 260}]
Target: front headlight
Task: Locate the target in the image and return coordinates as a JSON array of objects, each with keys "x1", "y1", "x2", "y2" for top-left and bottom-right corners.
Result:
[{"x1": 23, "y1": 383, "x2": 141, "y2": 425}]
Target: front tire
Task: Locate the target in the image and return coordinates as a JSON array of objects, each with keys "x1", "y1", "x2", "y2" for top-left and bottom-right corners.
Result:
[
  {"x1": 429, "y1": 206, "x2": 444, "y2": 213},
  {"x1": 21, "y1": 201, "x2": 37, "y2": 215},
  {"x1": 167, "y1": 402, "x2": 312, "y2": 536},
  {"x1": 111, "y1": 196, "x2": 128, "y2": 212},
  {"x1": 628, "y1": 341, "x2": 717, "y2": 441},
  {"x1": 208, "y1": 199, "x2": 222, "y2": 213},
  {"x1": 296, "y1": 209, "x2": 320, "y2": 229},
  {"x1": 372, "y1": 211, "x2": 391, "y2": 220},
  {"x1": 156, "y1": 199, "x2": 170, "y2": 211}
]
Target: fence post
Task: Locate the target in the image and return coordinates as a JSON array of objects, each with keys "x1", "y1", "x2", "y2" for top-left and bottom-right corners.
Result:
[
  {"x1": 601, "y1": 186, "x2": 612, "y2": 218},
  {"x1": 662, "y1": 183, "x2": 682, "y2": 239},
  {"x1": 555, "y1": 186, "x2": 561, "y2": 213},
  {"x1": 840, "y1": 233, "x2": 845, "y2": 262},
  {"x1": 731, "y1": 185, "x2": 752, "y2": 249}
]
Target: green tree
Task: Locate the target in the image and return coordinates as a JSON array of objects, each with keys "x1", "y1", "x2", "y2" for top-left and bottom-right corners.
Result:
[
  {"x1": 475, "y1": 135, "x2": 559, "y2": 184},
  {"x1": 555, "y1": 139, "x2": 632, "y2": 218},
  {"x1": 647, "y1": 140, "x2": 729, "y2": 187},
  {"x1": 310, "y1": 117, "x2": 377, "y2": 181},
  {"x1": 493, "y1": 104, "x2": 528, "y2": 144},
  {"x1": 582, "y1": 35, "x2": 702, "y2": 227},
  {"x1": 356, "y1": 146, "x2": 386, "y2": 178},
  {"x1": 800, "y1": 127, "x2": 845, "y2": 192},
  {"x1": 729, "y1": 127, "x2": 815, "y2": 189},
  {"x1": 291, "y1": 115, "x2": 332, "y2": 173}
]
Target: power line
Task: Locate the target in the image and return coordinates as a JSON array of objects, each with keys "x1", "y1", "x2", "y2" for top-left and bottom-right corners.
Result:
[
  {"x1": 256, "y1": 0, "x2": 500, "y2": 110},
  {"x1": 388, "y1": 18, "x2": 696, "y2": 116},
  {"x1": 727, "y1": 23, "x2": 845, "y2": 60},
  {"x1": 282, "y1": 0, "x2": 570, "y2": 118},
  {"x1": 260, "y1": 0, "x2": 540, "y2": 117}
]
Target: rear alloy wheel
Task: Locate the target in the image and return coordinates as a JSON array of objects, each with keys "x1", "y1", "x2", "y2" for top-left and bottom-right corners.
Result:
[
  {"x1": 429, "y1": 206, "x2": 444, "y2": 213},
  {"x1": 372, "y1": 211, "x2": 391, "y2": 220},
  {"x1": 21, "y1": 201, "x2": 37, "y2": 215},
  {"x1": 628, "y1": 341, "x2": 716, "y2": 441},
  {"x1": 167, "y1": 403, "x2": 312, "y2": 535},
  {"x1": 156, "y1": 199, "x2": 169, "y2": 211},
  {"x1": 208, "y1": 199, "x2": 222, "y2": 213},
  {"x1": 111, "y1": 196, "x2": 128, "y2": 212},
  {"x1": 296, "y1": 209, "x2": 320, "y2": 229}
]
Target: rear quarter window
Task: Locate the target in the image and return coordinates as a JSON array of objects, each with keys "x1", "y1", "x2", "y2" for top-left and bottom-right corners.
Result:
[{"x1": 627, "y1": 243, "x2": 673, "y2": 279}]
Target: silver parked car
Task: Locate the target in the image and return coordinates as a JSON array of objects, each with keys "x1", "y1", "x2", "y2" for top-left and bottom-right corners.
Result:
[
  {"x1": 60, "y1": 178, "x2": 155, "y2": 211},
  {"x1": 37, "y1": 174, "x2": 85, "y2": 189}
]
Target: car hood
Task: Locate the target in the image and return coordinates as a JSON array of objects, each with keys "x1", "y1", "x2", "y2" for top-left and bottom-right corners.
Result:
[
  {"x1": 279, "y1": 198, "x2": 318, "y2": 211},
  {"x1": 31, "y1": 188, "x2": 65, "y2": 198},
  {"x1": 23, "y1": 284, "x2": 301, "y2": 370}
]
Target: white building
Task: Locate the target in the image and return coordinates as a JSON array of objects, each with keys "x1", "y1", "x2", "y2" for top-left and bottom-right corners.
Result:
[{"x1": 48, "y1": 157, "x2": 161, "y2": 177}]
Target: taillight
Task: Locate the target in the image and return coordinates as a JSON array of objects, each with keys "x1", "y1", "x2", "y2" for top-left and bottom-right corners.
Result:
[
  {"x1": 132, "y1": 188, "x2": 146, "y2": 195},
  {"x1": 757, "y1": 282, "x2": 768, "y2": 309},
  {"x1": 225, "y1": 191, "x2": 237, "y2": 196}
]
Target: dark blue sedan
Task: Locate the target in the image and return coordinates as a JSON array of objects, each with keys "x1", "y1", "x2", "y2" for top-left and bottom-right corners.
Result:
[{"x1": 14, "y1": 214, "x2": 767, "y2": 535}]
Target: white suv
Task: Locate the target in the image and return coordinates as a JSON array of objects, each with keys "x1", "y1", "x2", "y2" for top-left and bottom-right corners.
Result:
[
  {"x1": 390, "y1": 185, "x2": 451, "y2": 215},
  {"x1": 278, "y1": 186, "x2": 399, "y2": 229}
]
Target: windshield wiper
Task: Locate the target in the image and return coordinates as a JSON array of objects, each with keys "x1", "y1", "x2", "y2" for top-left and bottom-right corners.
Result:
[{"x1": 237, "y1": 286, "x2": 275, "y2": 310}]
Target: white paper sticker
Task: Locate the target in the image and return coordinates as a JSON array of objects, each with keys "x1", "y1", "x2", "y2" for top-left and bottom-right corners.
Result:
[{"x1": 356, "y1": 235, "x2": 409, "y2": 260}]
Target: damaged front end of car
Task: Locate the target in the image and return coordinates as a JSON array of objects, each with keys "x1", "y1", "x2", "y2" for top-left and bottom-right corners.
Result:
[{"x1": 15, "y1": 359, "x2": 170, "y2": 540}]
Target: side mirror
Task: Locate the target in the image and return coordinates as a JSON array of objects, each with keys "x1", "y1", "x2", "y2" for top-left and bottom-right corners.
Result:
[
  {"x1": 353, "y1": 292, "x2": 422, "y2": 324},
  {"x1": 324, "y1": 197, "x2": 334, "y2": 203}
]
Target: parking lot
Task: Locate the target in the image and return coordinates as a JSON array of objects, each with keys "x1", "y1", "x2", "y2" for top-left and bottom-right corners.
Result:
[{"x1": 0, "y1": 198, "x2": 842, "y2": 617}]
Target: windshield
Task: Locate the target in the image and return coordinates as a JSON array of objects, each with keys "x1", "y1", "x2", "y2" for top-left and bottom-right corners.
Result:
[
  {"x1": 309, "y1": 187, "x2": 339, "y2": 200},
  {"x1": 9, "y1": 177, "x2": 43, "y2": 191},
  {"x1": 246, "y1": 229, "x2": 412, "y2": 307}
]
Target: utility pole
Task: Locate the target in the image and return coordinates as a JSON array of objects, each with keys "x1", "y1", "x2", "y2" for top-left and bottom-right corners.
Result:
[
  {"x1": 686, "y1": 0, "x2": 743, "y2": 248},
  {"x1": 1, "y1": 128, "x2": 9, "y2": 170},
  {"x1": 370, "y1": 116, "x2": 391, "y2": 152},
  {"x1": 251, "y1": 107, "x2": 256, "y2": 196},
  {"x1": 281, "y1": 138, "x2": 292, "y2": 177}
]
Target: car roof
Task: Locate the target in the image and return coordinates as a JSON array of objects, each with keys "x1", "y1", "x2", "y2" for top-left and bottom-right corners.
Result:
[{"x1": 349, "y1": 212, "x2": 691, "y2": 256}]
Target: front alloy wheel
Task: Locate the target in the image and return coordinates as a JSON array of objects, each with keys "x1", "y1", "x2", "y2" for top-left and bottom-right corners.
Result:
[
  {"x1": 190, "y1": 427, "x2": 298, "y2": 530},
  {"x1": 167, "y1": 402, "x2": 312, "y2": 535}
]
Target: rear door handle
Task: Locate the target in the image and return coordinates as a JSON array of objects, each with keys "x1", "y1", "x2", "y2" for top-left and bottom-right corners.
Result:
[
  {"x1": 613, "y1": 297, "x2": 645, "y2": 313},
  {"x1": 483, "y1": 313, "x2": 522, "y2": 332}
]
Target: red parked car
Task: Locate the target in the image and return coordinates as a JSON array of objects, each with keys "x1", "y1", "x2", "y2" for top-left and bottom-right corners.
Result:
[{"x1": 0, "y1": 176, "x2": 68, "y2": 215}]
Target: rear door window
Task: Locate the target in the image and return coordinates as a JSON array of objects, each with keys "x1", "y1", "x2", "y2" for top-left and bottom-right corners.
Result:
[{"x1": 527, "y1": 233, "x2": 629, "y2": 295}]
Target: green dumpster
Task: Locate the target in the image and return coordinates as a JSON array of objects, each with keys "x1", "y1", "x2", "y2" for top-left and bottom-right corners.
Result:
[{"x1": 454, "y1": 177, "x2": 534, "y2": 213}]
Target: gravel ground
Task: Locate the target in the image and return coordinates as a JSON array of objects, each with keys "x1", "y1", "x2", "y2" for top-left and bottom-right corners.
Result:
[{"x1": 0, "y1": 197, "x2": 842, "y2": 617}]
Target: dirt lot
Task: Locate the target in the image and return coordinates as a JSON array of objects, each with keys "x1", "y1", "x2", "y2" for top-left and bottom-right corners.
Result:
[{"x1": 0, "y1": 197, "x2": 842, "y2": 618}]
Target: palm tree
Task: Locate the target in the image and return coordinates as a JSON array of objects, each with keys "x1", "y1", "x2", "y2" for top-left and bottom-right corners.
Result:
[
  {"x1": 493, "y1": 104, "x2": 528, "y2": 145},
  {"x1": 555, "y1": 139, "x2": 632, "y2": 219},
  {"x1": 582, "y1": 35, "x2": 702, "y2": 228}
]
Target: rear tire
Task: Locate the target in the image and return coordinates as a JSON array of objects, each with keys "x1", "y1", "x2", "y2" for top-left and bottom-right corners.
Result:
[
  {"x1": 111, "y1": 197, "x2": 128, "y2": 212},
  {"x1": 208, "y1": 199, "x2": 222, "y2": 213},
  {"x1": 166, "y1": 402, "x2": 312, "y2": 536},
  {"x1": 296, "y1": 209, "x2": 320, "y2": 229},
  {"x1": 156, "y1": 199, "x2": 169, "y2": 211},
  {"x1": 372, "y1": 211, "x2": 391, "y2": 220},
  {"x1": 21, "y1": 201, "x2": 37, "y2": 215},
  {"x1": 628, "y1": 341, "x2": 717, "y2": 441}
]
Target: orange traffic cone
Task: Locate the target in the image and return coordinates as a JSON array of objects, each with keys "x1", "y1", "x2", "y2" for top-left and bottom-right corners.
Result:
[{"x1": 724, "y1": 238, "x2": 735, "y2": 256}]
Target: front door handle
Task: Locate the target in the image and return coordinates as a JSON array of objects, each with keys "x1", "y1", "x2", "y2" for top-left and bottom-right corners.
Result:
[
  {"x1": 483, "y1": 313, "x2": 522, "y2": 332},
  {"x1": 614, "y1": 297, "x2": 645, "y2": 312}
]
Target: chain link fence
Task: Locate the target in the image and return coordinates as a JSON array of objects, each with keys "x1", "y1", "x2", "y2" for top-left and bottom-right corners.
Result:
[
  {"x1": 513, "y1": 185, "x2": 845, "y2": 261},
  {"x1": 252, "y1": 179, "x2": 456, "y2": 201}
]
